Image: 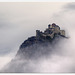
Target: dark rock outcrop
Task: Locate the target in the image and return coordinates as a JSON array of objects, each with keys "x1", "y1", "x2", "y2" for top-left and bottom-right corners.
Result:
[
  {"x1": 0, "y1": 24, "x2": 68, "y2": 73},
  {"x1": 16, "y1": 35, "x2": 65, "y2": 60},
  {"x1": 16, "y1": 24, "x2": 67, "y2": 59}
]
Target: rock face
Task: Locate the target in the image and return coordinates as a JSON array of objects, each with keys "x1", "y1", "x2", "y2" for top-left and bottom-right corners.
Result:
[
  {"x1": 19, "y1": 23, "x2": 66, "y2": 50},
  {"x1": 1, "y1": 24, "x2": 67, "y2": 73},
  {"x1": 16, "y1": 35, "x2": 65, "y2": 60},
  {"x1": 16, "y1": 24, "x2": 66, "y2": 59}
]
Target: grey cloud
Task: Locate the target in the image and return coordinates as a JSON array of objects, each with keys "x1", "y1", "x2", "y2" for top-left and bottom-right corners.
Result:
[
  {"x1": 64, "y1": 2, "x2": 75, "y2": 11},
  {"x1": 0, "y1": 38, "x2": 69, "y2": 72},
  {"x1": 1, "y1": 2, "x2": 75, "y2": 72}
]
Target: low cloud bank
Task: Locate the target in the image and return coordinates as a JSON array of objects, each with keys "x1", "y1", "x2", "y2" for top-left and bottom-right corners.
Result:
[{"x1": 1, "y1": 2, "x2": 75, "y2": 73}]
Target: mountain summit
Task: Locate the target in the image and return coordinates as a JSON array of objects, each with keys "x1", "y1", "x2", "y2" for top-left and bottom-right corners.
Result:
[
  {"x1": 16, "y1": 23, "x2": 66, "y2": 59},
  {"x1": 1, "y1": 23, "x2": 67, "y2": 73},
  {"x1": 20, "y1": 23, "x2": 66, "y2": 49}
]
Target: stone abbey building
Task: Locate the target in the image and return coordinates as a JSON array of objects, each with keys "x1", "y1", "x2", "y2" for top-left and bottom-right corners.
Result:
[{"x1": 36, "y1": 23, "x2": 65, "y2": 39}]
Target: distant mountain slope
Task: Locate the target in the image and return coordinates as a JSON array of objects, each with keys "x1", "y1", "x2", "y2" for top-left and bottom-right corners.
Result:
[
  {"x1": 0, "y1": 24, "x2": 67, "y2": 73},
  {"x1": 16, "y1": 35, "x2": 65, "y2": 59}
]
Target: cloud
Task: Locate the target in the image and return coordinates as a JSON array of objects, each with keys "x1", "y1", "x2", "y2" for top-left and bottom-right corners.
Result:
[
  {"x1": 0, "y1": 56, "x2": 12, "y2": 70},
  {"x1": 1, "y1": 2, "x2": 75, "y2": 72},
  {"x1": 0, "y1": 37, "x2": 74, "y2": 73},
  {"x1": 64, "y1": 2, "x2": 75, "y2": 11},
  {"x1": 1, "y1": 2, "x2": 75, "y2": 73},
  {"x1": 0, "y1": 2, "x2": 66, "y2": 56},
  {"x1": 0, "y1": 2, "x2": 67, "y2": 70}
]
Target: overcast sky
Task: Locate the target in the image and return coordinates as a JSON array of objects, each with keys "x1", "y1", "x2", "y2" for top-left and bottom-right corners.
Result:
[{"x1": 0, "y1": 2, "x2": 75, "y2": 70}]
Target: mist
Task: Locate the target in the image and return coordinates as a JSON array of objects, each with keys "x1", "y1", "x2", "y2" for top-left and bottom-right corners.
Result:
[
  {"x1": 0, "y1": 2, "x2": 75, "y2": 72},
  {"x1": 0, "y1": 36, "x2": 73, "y2": 72}
]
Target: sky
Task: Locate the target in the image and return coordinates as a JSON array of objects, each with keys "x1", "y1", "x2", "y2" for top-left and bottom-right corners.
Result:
[{"x1": 0, "y1": 2, "x2": 75, "y2": 71}]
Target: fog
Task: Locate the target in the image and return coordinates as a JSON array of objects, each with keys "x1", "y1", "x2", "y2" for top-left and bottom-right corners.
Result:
[
  {"x1": 0, "y1": 37, "x2": 74, "y2": 72},
  {"x1": 0, "y1": 2, "x2": 75, "y2": 72}
]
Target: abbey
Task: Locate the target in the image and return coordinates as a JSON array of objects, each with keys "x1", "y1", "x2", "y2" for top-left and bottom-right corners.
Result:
[{"x1": 36, "y1": 23, "x2": 65, "y2": 39}]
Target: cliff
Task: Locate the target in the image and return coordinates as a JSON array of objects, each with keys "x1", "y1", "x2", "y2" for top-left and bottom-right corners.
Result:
[
  {"x1": 0, "y1": 24, "x2": 67, "y2": 73},
  {"x1": 16, "y1": 24, "x2": 66, "y2": 59}
]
